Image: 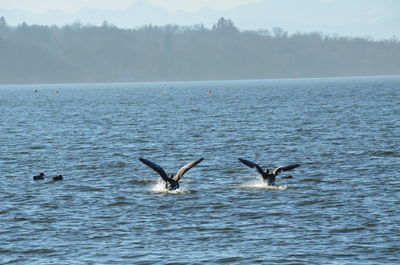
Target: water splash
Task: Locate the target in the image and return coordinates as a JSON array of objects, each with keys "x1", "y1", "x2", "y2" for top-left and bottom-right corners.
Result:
[
  {"x1": 240, "y1": 179, "x2": 287, "y2": 190},
  {"x1": 150, "y1": 180, "x2": 190, "y2": 194}
]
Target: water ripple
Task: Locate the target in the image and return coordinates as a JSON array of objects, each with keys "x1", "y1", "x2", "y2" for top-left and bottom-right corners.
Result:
[{"x1": 1, "y1": 77, "x2": 400, "y2": 264}]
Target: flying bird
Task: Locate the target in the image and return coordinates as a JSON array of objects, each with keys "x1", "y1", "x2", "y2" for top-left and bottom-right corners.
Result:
[
  {"x1": 238, "y1": 158, "x2": 300, "y2": 185},
  {"x1": 139, "y1": 157, "x2": 204, "y2": 190}
]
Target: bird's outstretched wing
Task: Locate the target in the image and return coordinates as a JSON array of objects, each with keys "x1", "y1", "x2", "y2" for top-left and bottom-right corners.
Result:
[
  {"x1": 173, "y1": 158, "x2": 204, "y2": 181},
  {"x1": 238, "y1": 158, "x2": 265, "y2": 175},
  {"x1": 272, "y1": 164, "x2": 300, "y2": 176},
  {"x1": 139, "y1": 157, "x2": 169, "y2": 183}
]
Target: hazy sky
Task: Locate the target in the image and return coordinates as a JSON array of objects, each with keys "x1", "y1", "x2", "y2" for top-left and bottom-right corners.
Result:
[{"x1": 0, "y1": 0, "x2": 262, "y2": 13}]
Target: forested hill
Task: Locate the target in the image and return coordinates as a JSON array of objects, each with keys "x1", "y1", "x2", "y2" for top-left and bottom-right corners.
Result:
[{"x1": 1, "y1": 17, "x2": 399, "y2": 84}]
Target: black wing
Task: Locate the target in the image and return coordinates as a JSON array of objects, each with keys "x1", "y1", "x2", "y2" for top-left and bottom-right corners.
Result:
[
  {"x1": 139, "y1": 157, "x2": 169, "y2": 183},
  {"x1": 173, "y1": 158, "x2": 204, "y2": 181},
  {"x1": 273, "y1": 164, "x2": 300, "y2": 176},
  {"x1": 238, "y1": 158, "x2": 265, "y2": 175}
]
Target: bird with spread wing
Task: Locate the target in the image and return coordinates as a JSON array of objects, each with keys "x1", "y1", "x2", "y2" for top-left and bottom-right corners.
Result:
[
  {"x1": 139, "y1": 157, "x2": 204, "y2": 190},
  {"x1": 238, "y1": 158, "x2": 300, "y2": 185}
]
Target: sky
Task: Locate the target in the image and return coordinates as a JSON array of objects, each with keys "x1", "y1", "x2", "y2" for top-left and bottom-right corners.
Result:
[
  {"x1": 0, "y1": 0, "x2": 262, "y2": 13},
  {"x1": 0, "y1": 0, "x2": 399, "y2": 39}
]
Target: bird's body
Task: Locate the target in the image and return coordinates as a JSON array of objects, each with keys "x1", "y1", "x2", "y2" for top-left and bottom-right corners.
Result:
[
  {"x1": 238, "y1": 158, "x2": 300, "y2": 185},
  {"x1": 52, "y1": 175, "x2": 63, "y2": 181},
  {"x1": 33, "y1": 173, "x2": 45, "y2": 180},
  {"x1": 139, "y1": 157, "x2": 204, "y2": 190}
]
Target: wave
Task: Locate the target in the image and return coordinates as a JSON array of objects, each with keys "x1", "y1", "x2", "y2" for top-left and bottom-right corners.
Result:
[
  {"x1": 150, "y1": 180, "x2": 190, "y2": 194},
  {"x1": 240, "y1": 179, "x2": 287, "y2": 190}
]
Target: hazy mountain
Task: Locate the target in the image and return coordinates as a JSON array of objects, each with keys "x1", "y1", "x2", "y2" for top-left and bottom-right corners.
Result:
[{"x1": 0, "y1": 0, "x2": 399, "y2": 40}]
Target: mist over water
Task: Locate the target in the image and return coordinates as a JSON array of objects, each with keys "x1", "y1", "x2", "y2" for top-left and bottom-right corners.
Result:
[{"x1": 1, "y1": 76, "x2": 399, "y2": 264}]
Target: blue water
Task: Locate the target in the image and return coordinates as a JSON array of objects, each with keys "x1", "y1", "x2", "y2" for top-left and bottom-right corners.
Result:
[{"x1": 1, "y1": 76, "x2": 399, "y2": 264}]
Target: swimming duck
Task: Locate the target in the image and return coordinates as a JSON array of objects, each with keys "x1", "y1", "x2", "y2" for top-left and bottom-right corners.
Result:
[
  {"x1": 52, "y1": 175, "x2": 63, "y2": 181},
  {"x1": 33, "y1": 173, "x2": 45, "y2": 180}
]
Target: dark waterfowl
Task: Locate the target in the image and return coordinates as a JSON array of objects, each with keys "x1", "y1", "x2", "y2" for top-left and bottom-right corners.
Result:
[
  {"x1": 52, "y1": 175, "x2": 63, "y2": 181},
  {"x1": 33, "y1": 173, "x2": 45, "y2": 180},
  {"x1": 238, "y1": 158, "x2": 300, "y2": 185},
  {"x1": 139, "y1": 157, "x2": 204, "y2": 190}
]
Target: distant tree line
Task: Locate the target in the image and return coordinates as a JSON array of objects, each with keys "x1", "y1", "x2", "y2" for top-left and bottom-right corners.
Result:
[{"x1": 1, "y1": 16, "x2": 399, "y2": 84}]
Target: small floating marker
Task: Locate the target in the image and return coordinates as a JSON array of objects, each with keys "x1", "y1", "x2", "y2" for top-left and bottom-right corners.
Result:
[
  {"x1": 208, "y1": 90, "x2": 212, "y2": 93},
  {"x1": 33, "y1": 89, "x2": 38, "y2": 93}
]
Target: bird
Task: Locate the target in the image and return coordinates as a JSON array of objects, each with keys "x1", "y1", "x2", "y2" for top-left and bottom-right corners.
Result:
[
  {"x1": 238, "y1": 158, "x2": 300, "y2": 185},
  {"x1": 52, "y1": 175, "x2": 63, "y2": 181},
  {"x1": 139, "y1": 157, "x2": 204, "y2": 190},
  {"x1": 33, "y1": 173, "x2": 45, "y2": 180}
]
